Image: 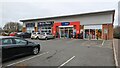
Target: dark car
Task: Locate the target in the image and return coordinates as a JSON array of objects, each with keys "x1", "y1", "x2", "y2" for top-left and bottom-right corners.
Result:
[
  {"x1": 0, "y1": 36, "x2": 40, "y2": 62},
  {"x1": 9, "y1": 32, "x2": 17, "y2": 36},
  {"x1": 16, "y1": 32, "x2": 31, "y2": 38}
]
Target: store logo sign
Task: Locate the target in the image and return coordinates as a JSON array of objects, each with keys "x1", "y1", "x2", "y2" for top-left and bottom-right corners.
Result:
[
  {"x1": 61, "y1": 22, "x2": 70, "y2": 26},
  {"x1": 38, "y1": 21, "x2": 53, "y2": 26}
]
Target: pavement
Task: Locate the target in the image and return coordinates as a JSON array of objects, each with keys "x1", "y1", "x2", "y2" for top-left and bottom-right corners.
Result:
[
  {"x1": 113, "y1": 39, "x2": 120, "y2": 68},
  {"x1": 2, "y1": 39, "x2": 115, "y2": 67}
]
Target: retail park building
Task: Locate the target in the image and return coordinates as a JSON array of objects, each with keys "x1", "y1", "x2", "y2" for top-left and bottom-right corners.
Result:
[{"x1": 20, "y1": 10, "x2": 115, "y2": 40}]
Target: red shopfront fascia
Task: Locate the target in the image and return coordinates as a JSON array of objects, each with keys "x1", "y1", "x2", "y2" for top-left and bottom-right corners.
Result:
[{"x1": 52, "y1": 21, "x2": 80, "y2": 36}]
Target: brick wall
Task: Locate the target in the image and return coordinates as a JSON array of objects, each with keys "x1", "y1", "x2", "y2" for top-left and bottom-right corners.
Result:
[
  {"x1": 22, "y1": 27, "x2": 26, "y2": 32},
  {"x1": 34, "y1": 27, "x2": 38, "y2": 32},
  {"x1": 102, "y1": 24, "x2": 113, "y2": 40}
]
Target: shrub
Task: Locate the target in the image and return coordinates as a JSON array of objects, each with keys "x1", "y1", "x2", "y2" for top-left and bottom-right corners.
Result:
[{"x1": 114, "y1": 26, "x2": 120, "y2": 39}]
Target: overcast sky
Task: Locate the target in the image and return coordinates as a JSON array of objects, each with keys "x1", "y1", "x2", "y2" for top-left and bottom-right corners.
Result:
[{"x1": 0, "y1": 0, "x2": 119, "y2": 28}]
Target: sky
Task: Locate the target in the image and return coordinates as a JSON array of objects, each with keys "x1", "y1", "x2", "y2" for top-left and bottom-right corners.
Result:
[{"x1": 0, "y1": 0, "x2": 119, "y2": 28}]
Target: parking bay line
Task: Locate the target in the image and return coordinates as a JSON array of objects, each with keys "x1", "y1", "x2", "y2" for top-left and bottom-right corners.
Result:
[
  {"x1": 58, "y1": 56, "x2": 75, "y2": 68},
  {"x1": 7, "y1": 51, "x2": 49, "y2": 67}
]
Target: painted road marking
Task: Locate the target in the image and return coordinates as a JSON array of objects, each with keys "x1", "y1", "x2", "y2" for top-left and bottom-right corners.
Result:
[
  {"x1": 58, "y1": 56, "x2": 75, "y2": 68},
  {"x1": 7, "y1": 52, "x2": 49, "y2": 66}
]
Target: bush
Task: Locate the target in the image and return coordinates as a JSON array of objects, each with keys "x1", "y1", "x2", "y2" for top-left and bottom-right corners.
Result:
[
  {"x1": 114, "y1": 26, "x2": 120, "y2": 39},
  {"x1": 114, "y1": 32, "x2": 120, "y2": 39}
]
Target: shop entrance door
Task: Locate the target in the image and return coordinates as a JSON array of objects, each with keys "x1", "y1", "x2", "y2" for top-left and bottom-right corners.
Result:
[{"x1": 59, "y1": 27, "x2": 73, "y2": 38}]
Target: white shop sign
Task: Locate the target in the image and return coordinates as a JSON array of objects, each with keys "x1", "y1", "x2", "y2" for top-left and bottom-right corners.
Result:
[{"x1": 84, "y1": 25, "x2": 102, "y2": 29}]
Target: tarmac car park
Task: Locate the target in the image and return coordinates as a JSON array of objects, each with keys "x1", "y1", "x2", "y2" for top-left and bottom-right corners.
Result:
[{"x1": 2, "y1": 38, "x2": 115, "y2": 67}]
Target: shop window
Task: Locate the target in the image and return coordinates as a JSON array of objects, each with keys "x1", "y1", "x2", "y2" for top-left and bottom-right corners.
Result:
[
  {"x1": 26, "y1": 23, "x2": 35, "y2": 27},
  {"x1": 49, "y1": 30, "x2": 51, "y2": 33},
  {"x1": 41, "y1": 31, "x2": 44, "y2": 32},
  {"x1": 48, "y1": 27, "x2": 51, "y2": 29},
  {"x1": 85, "y1": 29, "x2": 89, "y2": 39},
  {"x1": 90, "y1": 29, "x2": 95, "y2": 39},
  {"x1": 26, "y1": 27, "x2": 34, "y2": 33},
  {"x1": 26, "y1": 23, "x2": 35, "y2": 33},
  {"x1": 45, "y1": 27, "x2": 48, "y2": 29}
]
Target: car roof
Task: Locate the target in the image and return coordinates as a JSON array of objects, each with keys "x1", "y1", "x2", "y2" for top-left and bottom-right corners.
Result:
[{"x1": 0, "y1": 36, "x2": 19, "y2": 39}]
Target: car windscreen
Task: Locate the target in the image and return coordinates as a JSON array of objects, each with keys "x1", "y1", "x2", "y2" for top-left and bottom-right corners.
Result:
[
  {"x1": 46, "y1": 33, "x2": 52, "y2": 35},
  {"x1": 40, "y1": 33, "x2": 45, "y2": 35},
  {"x1": 33, "y1": 32, "x2": 36, "y2": 34},
  {"x1": 37, "y1": 32, "x2": 40, "y2": 34}
]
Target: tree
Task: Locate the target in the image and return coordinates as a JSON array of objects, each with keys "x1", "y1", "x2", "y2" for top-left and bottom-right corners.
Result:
[
  {"x1": 3, "y1": 22, "x2": 22, "y2": 33},
  {"x1": 0, "y1": 27, "x2": 3, "y2": 34},
  {"x1": 114, "y1": 25, "x2": 120, "y2": 39}
]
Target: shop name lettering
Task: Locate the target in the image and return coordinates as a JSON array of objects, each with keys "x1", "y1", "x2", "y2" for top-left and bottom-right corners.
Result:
[
  {"x1": 61, "y1": 22, "x2": 70, "y2": 26},
  {"x1": 38, "y1": 22, "x2": 53, "y2": 25}
]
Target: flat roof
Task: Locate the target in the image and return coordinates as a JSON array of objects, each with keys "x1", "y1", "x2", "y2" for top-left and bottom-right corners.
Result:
[{"x1": 20, "y1": 10, "x2": 115, "y2": 22}]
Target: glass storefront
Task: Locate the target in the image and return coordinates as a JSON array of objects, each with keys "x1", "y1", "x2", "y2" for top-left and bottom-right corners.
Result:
[
  {"x1": 26, "y1": 27, "x2": 34, "y2": 33},
  {"x1": 38, "y1": 21, "x2": 53, "y2": 33},
  {"x1": 84, "y1": 25, "x2": 102, "y2": 40},
  {"x1": 59, "y1": 27, "x2": 73, "y2": 38},
  {"x1": 26, "y1": 23, "x2": 35, "y2": 33},
  {"x1": 38, "y1": 26, "x2": 52, "y2": 33}
]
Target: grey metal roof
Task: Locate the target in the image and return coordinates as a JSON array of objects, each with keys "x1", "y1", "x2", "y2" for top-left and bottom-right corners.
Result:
[{"x1": 20, "y1": 10, "x2": 115, "y2": 22}]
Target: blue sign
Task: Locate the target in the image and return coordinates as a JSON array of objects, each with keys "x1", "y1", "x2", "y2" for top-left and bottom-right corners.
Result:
[{"x1": 61, "y1": 22, "x2": 70, "y2": 26}]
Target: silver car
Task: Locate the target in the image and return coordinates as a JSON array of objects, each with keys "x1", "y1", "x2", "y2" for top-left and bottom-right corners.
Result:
[{"x1": 39, "y1": 33, "x2": 54, "y2": 40}]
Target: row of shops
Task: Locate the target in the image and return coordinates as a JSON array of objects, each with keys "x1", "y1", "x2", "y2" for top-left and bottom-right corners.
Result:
[{"x1": 20, "y1": 10, "x2": 115, "y2": 40}]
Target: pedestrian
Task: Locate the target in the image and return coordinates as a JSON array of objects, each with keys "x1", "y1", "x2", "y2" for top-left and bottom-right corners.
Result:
[
  {"x1": 70, "y1": 32, "x2": 73, "y2": 39},
  {"x1": 73, "y1": 32, "x2": 76, "y2": 39}
]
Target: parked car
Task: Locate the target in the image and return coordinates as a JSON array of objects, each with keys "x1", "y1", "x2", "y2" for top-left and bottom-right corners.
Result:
[
  {"x1": 17, "y1": 32, "x2": 23, "y2": 35},
  {"x1": 0, "y1": 36, "x2": 40, "y2": 62},
  {"x1": 16, "y1": 32, "x2": 31, "y2": 38},
  {"x1": 31, "y1": 32, "x2": 41, "y2": 39},
  {"x1": 38, "y1": 32, "x2": 54, "y2": 40},
  {"x1": 9, "y1": 32, "x2": 17, "y2": 36},
  {"x1": 1, "y1": 32, "x2": 9, "y2": 36}
]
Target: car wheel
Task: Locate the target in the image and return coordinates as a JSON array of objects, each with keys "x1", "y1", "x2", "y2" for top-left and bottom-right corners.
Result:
[
  {"x1": 45, "y1": 37, "x2": 48, "y2": 40},
  {"x1": 32, "y1": 47, "x2": 39, "y2": 55},
  {"x1": 36, "y1": 36, "x2": 39, "y2": 39}
]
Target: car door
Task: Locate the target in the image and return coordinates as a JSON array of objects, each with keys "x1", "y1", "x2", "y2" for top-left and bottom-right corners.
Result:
[
  {"x1": 13, "y1": 38, "x2": 32, "y2": 54},
  {"x1": 37, "y1": 32, "x2": 41, "y2": 38},
  {"x1": 45, "y1": 33, "x2": 49, "y2": 38},
  {"x1": 2, "y1": 38, "x2": 19, "y2": 60},
  {"x1": 47, "y1": 33, "x2": 52, "y2": 38},
  {"x1": 39, "y1": 33, "x2": 44, "y2": 38}
]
